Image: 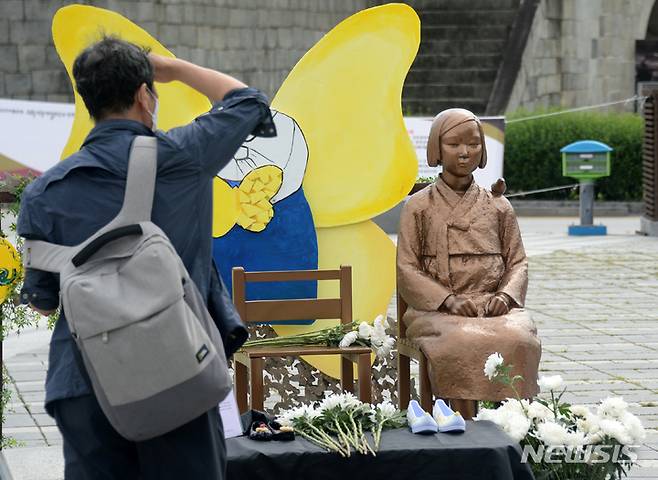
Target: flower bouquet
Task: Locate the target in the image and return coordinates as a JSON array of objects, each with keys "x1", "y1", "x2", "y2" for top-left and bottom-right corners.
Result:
[
  {"x1": 476, "y1": 353, "x2": 646, "y2": 480},
  {"x1": 276, "y1": 392, "x2": 406, "y2": 457},
  {"x1": 243, "y1": 314, "x2": 396, "y2": 359}
]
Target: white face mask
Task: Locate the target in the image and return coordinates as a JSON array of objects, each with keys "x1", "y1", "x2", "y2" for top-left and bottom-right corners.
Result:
[{"x1": 146, "y1": 87, "x2": 159, "y2": 132}]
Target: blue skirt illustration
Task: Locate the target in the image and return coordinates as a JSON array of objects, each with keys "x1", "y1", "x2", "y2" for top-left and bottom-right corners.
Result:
[{"x1": 212, "y1": 110, "x2": 318, "y2": 325}]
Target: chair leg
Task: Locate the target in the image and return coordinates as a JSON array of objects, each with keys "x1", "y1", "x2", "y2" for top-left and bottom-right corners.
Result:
[
  {"x1": 250, "y1": 357, "x2": 264, "y2": 412},
  {"x1": 340, "y1": 356, "x2": 354, "y2": 394},
  {"x1": 449, "y1": 399, "x2": 478, "y2": 420},
  {"x1": 234, "y1": 360, "x2": 249, "y2": 414},
  {"x1": 398, "y1": 352, "x2": 411, "y2": 409},
  {"x1": 419, "y1": 355, "x2": 432, "y2": 412},
  {"x1": 357, "y1": 353, "x2": 372, "y2": 403}
]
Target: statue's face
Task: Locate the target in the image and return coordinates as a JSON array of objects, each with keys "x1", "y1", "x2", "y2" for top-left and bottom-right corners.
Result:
[{"x1": 440, "y1": 120, "x2": 482, "y2": 178}]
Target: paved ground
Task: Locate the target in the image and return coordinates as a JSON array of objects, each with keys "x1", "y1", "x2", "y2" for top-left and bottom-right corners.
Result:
[{"x1": 2, "y1": 216, "x2": 658, "y2": 479}]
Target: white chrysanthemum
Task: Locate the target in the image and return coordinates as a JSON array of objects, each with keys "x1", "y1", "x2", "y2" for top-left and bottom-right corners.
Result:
[
  {"x1": 358, "y1": 322, "x2": 373, "y2": 340},
  {"x1": 336, "y1": 392, "x2": 361, "y2": 409},
  {"x1": 318, "y1": 394, "x2": 343, "y2": 412},
  {"x1": 527, "y1": 401, "x2": 553, "y2": 422},
  {"x1": 371, "y1": 322, "x2": 388, "y2": 347},
  {"x1": 498, "y1": 398, "x2": 528, "y2": 417},
  {"x1": 379, "y1": 401, "x2": 397, "y2": 417},
  {"x1": 505, "y1": 413, "x2": 532, "y2": 442},
  {"x1": 576, "y1": 413, "x2": 601, "y2": 435},
  {"x1": 369, "y1": 401, "x2": 398, "y2": 424},
  {"x1": 598, "y1": 419, "x2": 633, "y2": 445},
  {"x1": 565, "y1": 430, "x2": 587, "y2": 446},
  {"x1": 536, "y1": 421, "x2": 571, "y2": 446},
  {"x1": 569, "y1": 405, "x2": 591, "y2": 418},
  {"x1": 318, "y1": 392, "x2": 363, "y2": 413},
  {"x1": 597, "y1": 397, "x2": 628, "y2": 420},
  {"x1": 620, "y1": 412, "x2": 646, "y2": 443},
  {"x1": 278, "y1": 404, "x2": 319, "y2": 426},
  {"x1": 339, "y1": 331, "x2": 359, "y2": 348},
  {"x1": 537, "y1": 375, "x2": 564, "y2": 392},
  {"x1": 475, "y1": 404, "x2": 530, "y2": 442},
  {"x1": 375, "y1": 336, "x2": 395, "y2": 358},
  {"x1": 585, "y1": 432, "x2": 603, "y2": 444},
  {"x1": 474, "y1": 408, "x2": 500, "y2": 423},
  {"x1": 483, "y1": 353, "x2": 504, "y2": 380}
]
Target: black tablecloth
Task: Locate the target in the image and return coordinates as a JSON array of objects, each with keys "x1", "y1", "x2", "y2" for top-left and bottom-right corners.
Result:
[{"x1": 226, "y1": 420, "x2": 534, "y2": 480}]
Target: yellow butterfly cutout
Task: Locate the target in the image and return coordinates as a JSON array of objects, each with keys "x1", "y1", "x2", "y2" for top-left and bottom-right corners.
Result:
[
  {"x1": 0, "y1": 237, "x2": 22, "y2": 303},
  {"x1": 213, "y1": 166, "x2": 283, "y2": 237},
  {"x1": 52, "y1": 4, "x2": 420, "y2": 379}
]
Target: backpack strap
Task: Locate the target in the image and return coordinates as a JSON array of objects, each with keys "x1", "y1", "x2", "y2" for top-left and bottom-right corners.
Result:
[
  {"x1": 23, "y1": 239, "x2": 73, "y2": 273},
  {"x1": 113, "y1": 135, "x2": 157, "y2": 224},
  {"x1": 22, "y1": 136, "x2": 157, "y2": 273}
]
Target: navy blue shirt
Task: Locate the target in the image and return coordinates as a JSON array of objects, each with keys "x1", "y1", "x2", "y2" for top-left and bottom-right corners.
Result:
[{"x1": 17, "y1": 87, "x2": 273, "y2": 414}]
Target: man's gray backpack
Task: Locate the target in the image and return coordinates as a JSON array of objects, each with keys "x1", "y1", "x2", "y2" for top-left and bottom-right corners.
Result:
[{"x1": 23, "y1": 136, "x2": 232, "y2": 441}]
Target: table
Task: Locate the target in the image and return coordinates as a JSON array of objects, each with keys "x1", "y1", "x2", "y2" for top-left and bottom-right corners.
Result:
[{"x1": 226, "y1": 420, "x2": 534, "y2": 480}]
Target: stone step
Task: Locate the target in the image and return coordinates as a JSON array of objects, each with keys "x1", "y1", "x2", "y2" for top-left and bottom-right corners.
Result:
[
  {"x1": 421, "y1": 25, "x2": 511, "y2": 41},
  {"x1": 404, "y1": 83, "x2": 491, "y2": 103},
  {"x1": 406, "y1": 68, "x2": 498, "y2": 84},
  {"x1": 418, "y1": 38, "x2": 506, "y2": 55},
  {"x1": 402, "y1": 98, "x2": 489, "y2": 116},
  {"x1": 406, "y1": 0, "x2": 520, "y2": 10},
  {"x1": 412, "y1": 53, "x2": 501, "y2": 69},
  {"x1": 403, "y1": 82, "x2": 481, "y2": 99},
  {"x1": 419, "y1": 9, "x2": 518, "y2": 26}
]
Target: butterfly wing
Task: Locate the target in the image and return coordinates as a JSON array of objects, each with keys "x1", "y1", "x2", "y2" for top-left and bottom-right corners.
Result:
[
  {"x1": 272, "y1": 4, "x2": 420, "y2": 228},
  {"x1": 52, "y1": 5, "x2": 210, "y2": 160}
]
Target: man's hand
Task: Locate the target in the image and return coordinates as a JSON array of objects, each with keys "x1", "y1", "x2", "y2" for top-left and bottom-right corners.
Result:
[
  {"x1": 29, "y1": 304, "x2": 56, "y2": 317},
  {"x1": 149, "y1": 54, "x2": 177, "y2": 83},
  {"x1": 485, "y1": 293, "x2": 511, "y2": 317},
  {"x1": 442, "y1": 295, "x2": 478, "y2": 317}
]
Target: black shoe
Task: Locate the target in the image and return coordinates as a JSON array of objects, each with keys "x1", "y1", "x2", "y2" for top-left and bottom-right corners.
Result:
[
  {"x1": 269, "y1": 420, "x2": 295, "y2": 441},
  {"x1": 249, "y1": 421, "x2": 274, "y2": 441}
]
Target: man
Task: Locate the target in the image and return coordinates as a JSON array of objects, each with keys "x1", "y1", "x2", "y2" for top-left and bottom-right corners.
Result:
[{"x1": 17, "y1": 36, "x2": 273, "y2": 479}]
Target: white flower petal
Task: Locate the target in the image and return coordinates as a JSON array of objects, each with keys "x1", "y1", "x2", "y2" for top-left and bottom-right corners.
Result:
[
  {"x1": 339, "y1": 331, "x2": 359, "y2": 348},
  {"x1": 483, "y1": 353, "x2": 504, "y2": 380},
  {"x1": 537, "y1": 375, "x2": 564, "y2": 392}
]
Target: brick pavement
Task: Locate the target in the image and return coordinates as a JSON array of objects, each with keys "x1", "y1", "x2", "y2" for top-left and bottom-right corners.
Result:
[
  {"x1": 527, "y1": 240, "x2": 658, "y2": 479},
  {"x1": 3, "y1": 223, "x2": 658, "y2": 479}
]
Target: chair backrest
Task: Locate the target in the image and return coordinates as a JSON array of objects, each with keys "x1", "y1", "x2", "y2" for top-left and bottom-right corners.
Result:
[
  {"x1": 397, "y1": 290, "x2": 408, "y2": 339},
  {"x1": 232, "y1": 265, "x2": 353, "y2": 325}
]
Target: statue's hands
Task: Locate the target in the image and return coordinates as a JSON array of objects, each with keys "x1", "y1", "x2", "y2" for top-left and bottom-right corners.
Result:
[
  {"x1": 485, "y1": 293, "x2": 512, "y2": 317},
  {"x1": 443, "y1": 295, "x2": 478, "y2": 317}
]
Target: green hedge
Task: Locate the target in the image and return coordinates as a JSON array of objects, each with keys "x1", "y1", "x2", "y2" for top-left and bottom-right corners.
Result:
[{"x1": 504, "y1": 110, "x2": 643, "y2": 201}]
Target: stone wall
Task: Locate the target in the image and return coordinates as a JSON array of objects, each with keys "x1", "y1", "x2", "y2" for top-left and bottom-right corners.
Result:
[
  {"x1": 507, "y1": 0, "x2": 656, "y2": 112},
  {"x1": 0, "y1": 0, "x2": 371, "y2": 103}
]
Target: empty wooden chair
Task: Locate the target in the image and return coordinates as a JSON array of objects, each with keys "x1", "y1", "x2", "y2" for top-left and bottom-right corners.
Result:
[{"x1": 232, "y1": 265, "x2": 372, "y2": 413}]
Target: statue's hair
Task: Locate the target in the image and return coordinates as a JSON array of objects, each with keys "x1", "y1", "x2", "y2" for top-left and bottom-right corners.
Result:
[{"x1": 426, "y1": 108, "x2": 487, "y2": 169}]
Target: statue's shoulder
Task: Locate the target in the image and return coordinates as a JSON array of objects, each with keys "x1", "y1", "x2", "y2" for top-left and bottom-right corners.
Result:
[
  {"x1": 404, "y1": 184, "x2": 434, "y2": 211},
  {"x1": 479, "y1": 178, "x2": 516, "y2": 215},
  {"x1": 489, "y1": 191, "x2": 515, "y2": 215}
]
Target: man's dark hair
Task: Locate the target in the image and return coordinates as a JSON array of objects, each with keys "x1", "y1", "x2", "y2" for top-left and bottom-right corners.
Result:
[{"x1": 73, "y1": 36, "x2": 154, "y2": 121}]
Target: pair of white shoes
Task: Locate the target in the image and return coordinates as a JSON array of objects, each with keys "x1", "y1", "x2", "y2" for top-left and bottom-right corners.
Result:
[{"x1": 406, "y1": 399, "x2": 466, "y2": 434}]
